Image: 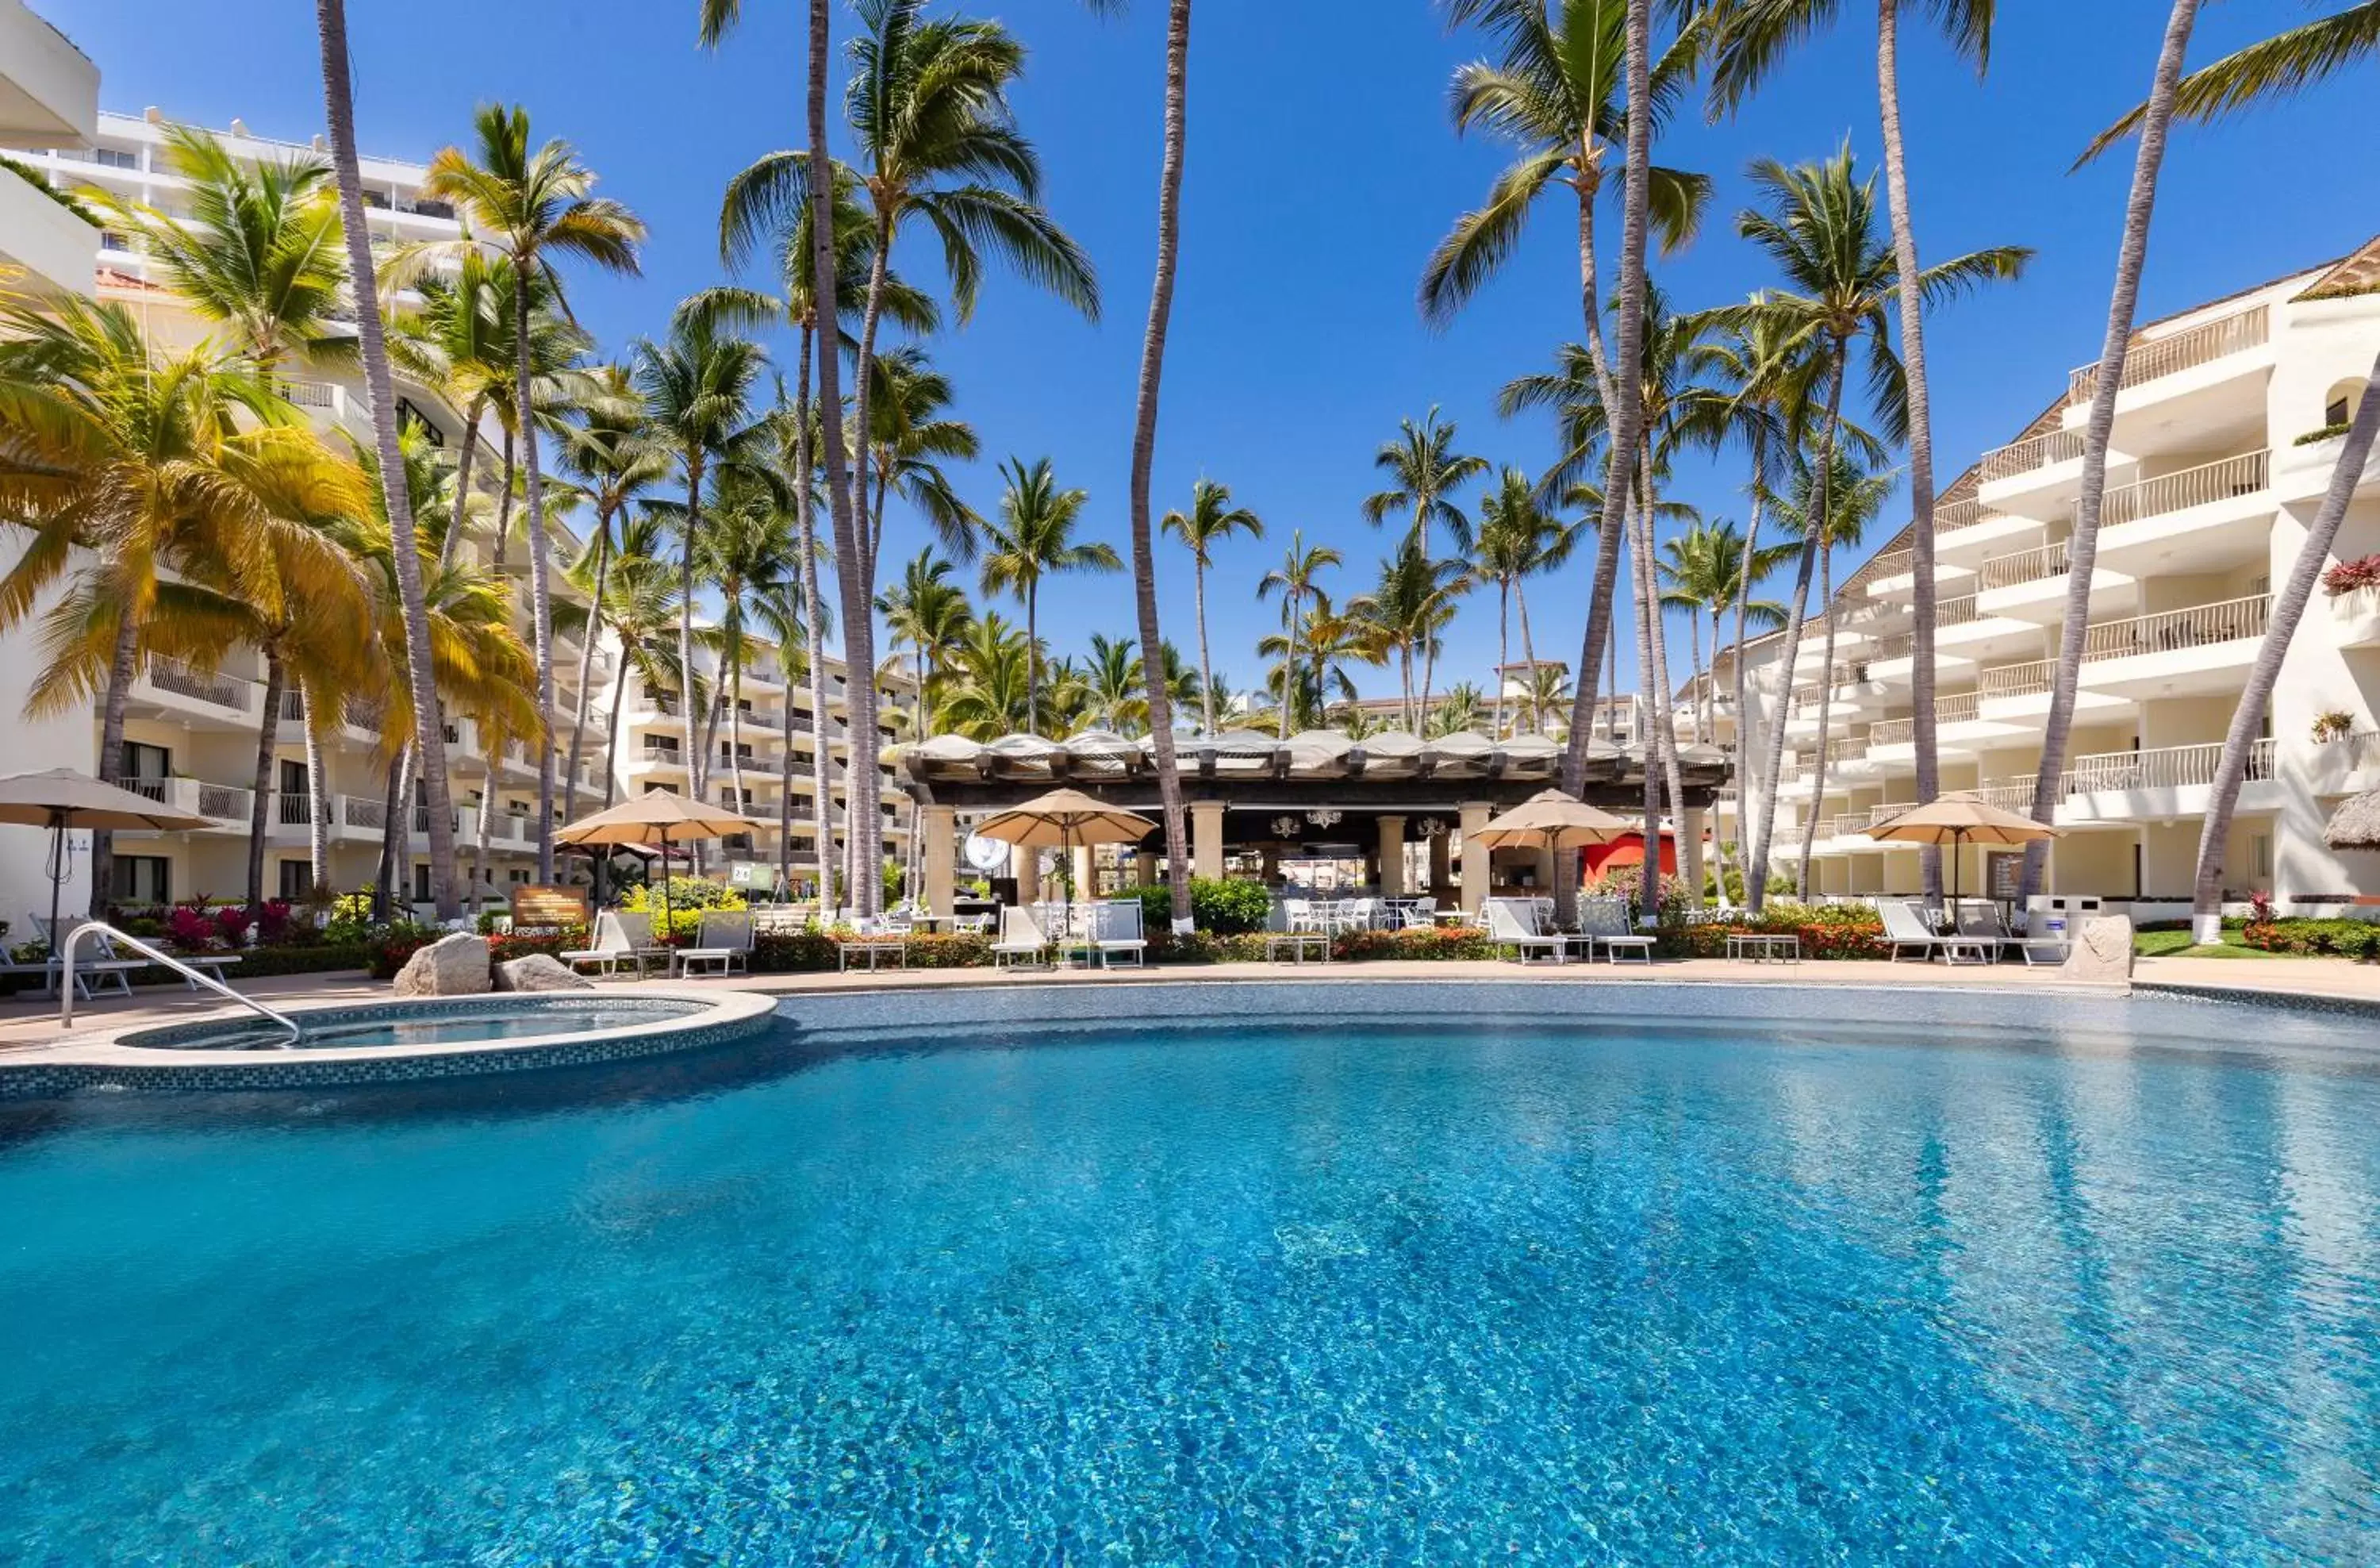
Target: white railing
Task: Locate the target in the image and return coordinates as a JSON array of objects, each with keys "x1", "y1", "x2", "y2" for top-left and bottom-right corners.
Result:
[
  {"x1": 1866, "y1": 548, "x2": 1914, "y2": 581},
  {"x1": 197, "y1": 782, "x2": 251, "y2": 820},
  {"x1": 276, "y1": 791, "x2": 312, "y2": 826},
  {"x1": 1980, "y1": 427, "x2": 2086, "y2": 482},
  {"x1": 2320, "y1": 729, "x2": 2380, "y2": 771},
  {"x1": 2080, "y1": 594, "x2": 2271, "y2": 663},
  {"x1": 111, "y1": 774, "x2": 167, "y2": 802},
  {"x1": 1980, "y1": 777, "x2": 2037, "y2": 812},
  {"x1": 342, "y1": 795, "x2": 386, "y2": 831},
  {"x1": 1979, "y1": 539, "x2": 2069, "y2": 590},
  {"x1": 1935, "y1": 499, "x2": 2013, "y2": 535},
  {"x1": 1980, "y1": 659, "x2": 2056, "y2": 700},
  {"x1": 58, "y1": 921, "x2": 299, "y2": 1044},
  {"x1": 2062, "y1": 738, "x2": 2276, "y2": 794},
  {"x1": 1868, "y1": 717, "x2": 1914, "y2": 747},
  {"x1": 2068, "y1": 305, "x2": 2268, "y2": 404},
  {"x1": 282, "y1": 379, "x2": 336, "y2": 409},
  {"x1": 2101, "y1": 450, "x2": 2269, "y2": 528},
  {"x1": 145, "y1": 655, "x2": 251, "y2": 712}
]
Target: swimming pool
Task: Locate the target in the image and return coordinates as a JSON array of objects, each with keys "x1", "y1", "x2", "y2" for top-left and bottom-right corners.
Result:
[
  {"x1": 2, "y1": 983, "x2": 2374, "y2": 1562},
  {"x1": 117, "y1": 995, "x2": 714, "y2": 1052}
]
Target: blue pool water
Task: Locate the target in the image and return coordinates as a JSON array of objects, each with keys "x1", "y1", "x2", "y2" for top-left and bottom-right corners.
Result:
[
  {"x1": 118, "y1": 997, "x2": 711, "y2": 1052},
  {"x1": 4, "y1": 992, "x2": 2378, "y2": 1563}
]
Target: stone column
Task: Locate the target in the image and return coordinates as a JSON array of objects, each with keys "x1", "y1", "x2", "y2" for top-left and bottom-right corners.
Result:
[
  {"x1": 1460, "y1": 801, "x2": 1493, "y2": 913},
  {"x1": 1376, "y1": 815, "x2": 1407, "y2": 897},
  {"x1": 1429, "y1": 828, "x2": 1451, "y2": 899},
  {"x1": 1260, "y1": 845, "x2": 1280, "y2": 885},
  {"x1": 922, "y1": 805, "x2": 956, "y2": 915},
  {"x1": 1192, "y1": 801, "x2": 1226, "y2": 882},
  {"x1": 1016, "y1": 845, "x2": 1042, "y2": 904},
  {"x1": 1682, "y1": 805, "x2": 1706, "y2": 905},
  {"x1": 1072, "y1": 844, "x2": 1095, "y2": 901},
  {"x1": 1136, "y1": 851, "x2": 1156, "y2": 887}
]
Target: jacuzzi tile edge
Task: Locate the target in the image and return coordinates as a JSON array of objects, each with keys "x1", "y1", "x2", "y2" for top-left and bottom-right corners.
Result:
[{"x1": 0, "y1": 990, "x2": 777, "y2": 1100}]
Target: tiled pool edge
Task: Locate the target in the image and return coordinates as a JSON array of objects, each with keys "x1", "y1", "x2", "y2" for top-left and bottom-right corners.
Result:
[{"x1": 0, "y1": 989, "x2": 776, "y2": 1099}]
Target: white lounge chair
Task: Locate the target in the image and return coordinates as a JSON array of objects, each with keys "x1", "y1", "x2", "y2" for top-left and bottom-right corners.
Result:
[
  {"x1": 1954, "y1": 900, "x2": 2067, "y2": 967},
  {"x1": 36, "y1": 917, "x2": 175, "y2": 997},
  {"x1": 1093, "y1": 901, "x2": 1149, "y2": 969},
  {"x1": 1485, "y1": 897, "x2": 1570, "y2": 963},
  {"x1": 991, "y1": 906, "x2": 1050, "y2": 970},
  {"x1": 1578, "y1": 898, "x2": 1656, "y2": 964},
  {"x1": 676, "y1": 910, "x2": 754, "y2": 977},
  {"x1": 1878, "y1": 898, "x2": 1988, "y2": 963},
  {"x1": 564, "y1": 911, "x2": 639, "y2": 977}
]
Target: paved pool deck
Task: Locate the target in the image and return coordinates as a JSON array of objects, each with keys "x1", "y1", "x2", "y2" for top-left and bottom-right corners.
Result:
[{"x1": 3, "y1": 953, "x2": 2374, "y2": 1055}]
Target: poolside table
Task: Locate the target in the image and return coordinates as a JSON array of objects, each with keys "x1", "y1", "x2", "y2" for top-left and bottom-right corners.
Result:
[
  {"x1": 1726, "y1": 933, "x2": 1801, "y2": 964},
  {"x1": 1265, "y1": 932, "x2": 1331, "y2": 965},
  {"x1": 833, "y1": 938, "x2": 910, "y2": 973}
]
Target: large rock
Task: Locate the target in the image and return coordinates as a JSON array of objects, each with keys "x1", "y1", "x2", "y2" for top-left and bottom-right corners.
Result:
[
  {"x1": 393, "y1": 932, "x2": 493, "y2": 997},
  {"x1": 494, "y1": 953, "x2": 594, "y2": 993},
  {"x1": 2058, "y1": 914, "x2": 2135, "y2": 990}
]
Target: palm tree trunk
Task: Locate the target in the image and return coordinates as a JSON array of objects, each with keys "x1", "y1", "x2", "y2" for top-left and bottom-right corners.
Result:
[
  {"x1": 1419, "y1": 634, "x2": 1439, "y2": 736},
  {"x1": 436, "y1": 392, "x2": 487, "y2": 571},
  {"x1": 373, "y1": 747, "x2": 404, "y2": 919},
  {"x1": 676, "y1": 452, "x2": 704, "y2": 797},
  {"x1": 1025, "y1": 586, "x2": 1041, "y2": 734},
  {"x1": 474, "y1": 781, "x2": 495, "y2": 915},
  {"x1": 304, "y1": 690, "x2": 331, "y2": 894},
  {"x1": 512, "y1": 275, "x2": 559, "y2": 883},
  {"x1": 491, "y1": 426, "x2": 515, "y2": 571},
  {"x1": 562, "y1": 513, "x2": 608, "y2": 827},
  {"x1": 1558, "y1": 0, "x2": 1651, "y2": 828},
  {"x1": 728, "y1": 690, "x2": 747, "y2": 820},
  {"x1": 1629, "y1": 496, "x2": 1662, "y2": 913},
  {"x1": 1571, "y1": 165, "x2": 1620, "y2": 424},
  {"x1": 1686, "y1": 615, "x2": 1705, "y2": 747},
  {"x1": 1749, "y1": 355, "x2": 1846, "y2": 913},
  {"x1": 1731, "y1": 434, "x2": 1769, "y2": 902},
  {"x1": 245, "y1": 653, "x2": 285, "y2": 913},
  {"x1": 316, "y1": 0, "x2": 458, "y2": 919},
  {"x1": 87, "y1": 615, "x2": 137, "y2": 917},
  {"x1": 1278, "y1": 586, "x2": 1296, "y2": 740},
  {"x1": 1492, "y1": 582, "x2": 1511, "y2": 738},
  {"x1": 806, "y1": 0, "x2": 876, "y2": 919},
  {"x1": 1193, "y1": 559, "x2": 1216, "y2": 736},
  {"x1": 777, "y1": 674, "x2": 796, "y2": 896},
  {"x1": 1878, "y1": 0, "x2": 1946, "y2": 905},
  {"x1": 1797, "y1": 543, "x2": 1840, "y2": 894},
  {"x1": 603, "y1": 665, "x2": 626, "y2": 809},
  {"x1": 794, "y1": 324, "x2": 837, "y2": 908},
  {"x1": 1514, "y1": 579, "x2": 1541, "y2": 734},
  {"x1": 2194, "y1": 352, "x2": 2380, "y2": 934},
  {"x1": 2025, "y1": 0, "x2": 2203, "y2": 905}
]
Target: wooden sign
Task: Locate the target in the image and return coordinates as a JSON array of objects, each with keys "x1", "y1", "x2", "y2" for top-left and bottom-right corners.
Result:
[{"x1": 511, "y1": 885, "x2": 590, "y2": 930}]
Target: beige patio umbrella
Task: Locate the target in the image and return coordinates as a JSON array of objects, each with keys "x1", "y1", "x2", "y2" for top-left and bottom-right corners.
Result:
[
  {"x1": 0, "y1": 769, "x2": 215, "y2": 974},
  {"x1": 1471, "y1": 789, "x2": 1632, "y2": 905},
  {"x1": 2323, "y1": 790, "x2": 2380, "y2": 850},
  {"x1": 1863, "y1": 792, "x2": 2062, "y2": 906},
  {"x1": 555, "y1": 791, "x2": 762, "y2": 934},
  {"x1": 974, "y1": 787, "x2": 1157, "y2": 920}
]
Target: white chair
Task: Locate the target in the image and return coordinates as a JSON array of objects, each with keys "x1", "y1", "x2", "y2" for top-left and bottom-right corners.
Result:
[
  {"x1": 991, "y1": 906, "x2": 1050, "y2": 970},
  {"x1": 35, "y1": 917, "x2": 154, "y2": 997},
  {"x1": 676, "y1": 910, "x2": 754, "y2": 977},
  {"x1": 563, "y1": 911, "x2": 645, "y2": 978},
  {"x1": 1484, "y1": 898, "x2": 1567, "y2": 963},
  {"x1": 1284, "y1": 898, "x2": 1322, "y2": 935},
  {"x1": 1879, "y1": 898, "x2": 1984, "y2": 963},
  {"x1": 1577, "y1": 898, "x2": 1656, "y2": 964},
  {"x1": 1093, "y1": 901, "x2": 1148, "y2": 968},
  {"x1": 1399, "y1": 897, "x2": 1437, "y2": 930},
  {"x1": 1955, "y1": 900, "x2": 2067, "y2": 966}
]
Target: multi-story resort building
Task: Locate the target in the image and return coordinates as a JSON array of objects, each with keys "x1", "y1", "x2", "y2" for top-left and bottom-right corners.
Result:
[
  {"x1": 0, "y1": 14, "x2": 909, "y2": 921},
  {"x1": 1714, "y1": 245, "x2": 2380, "y2": 915}
]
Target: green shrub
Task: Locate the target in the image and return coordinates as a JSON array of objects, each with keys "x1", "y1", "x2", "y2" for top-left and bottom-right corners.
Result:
[
  {"x1": 2240, "y1": 917, "x2": 2380, "y2": 958},
  {"x1": 1134, "y1": 877, "x2": 1275, "y2": 935},
  {"x1": 1655, "y1": 901, "x2": 1889, "y2": 961}
]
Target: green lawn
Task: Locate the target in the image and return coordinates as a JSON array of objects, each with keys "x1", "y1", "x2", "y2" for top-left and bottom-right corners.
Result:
[{"x1": 2133, "y1": 928, "x2": 2291, "y2": 959}]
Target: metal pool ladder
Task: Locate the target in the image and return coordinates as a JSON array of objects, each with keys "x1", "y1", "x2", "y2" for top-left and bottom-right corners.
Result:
[{"x1": 58, "y1": 921, "x2": 303, "y2": 1048}]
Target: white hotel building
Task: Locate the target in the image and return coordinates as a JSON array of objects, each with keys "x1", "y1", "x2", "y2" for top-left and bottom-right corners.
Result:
[
  {"x1": 0, "y1": 7, "x2": 906, "y2": 924},
  {"x1": 1715, "y1": 244, "x2": 2380, "y2": 915}
]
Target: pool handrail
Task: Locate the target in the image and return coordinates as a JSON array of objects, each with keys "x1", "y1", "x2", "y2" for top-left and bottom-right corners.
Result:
[{"x1": 59, "y1": 921, "x2": 302, "y2": 1047}]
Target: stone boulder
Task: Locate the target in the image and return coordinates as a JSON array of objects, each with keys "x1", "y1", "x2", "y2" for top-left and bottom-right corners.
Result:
[
  {"x1": 393, "y1": 932, "x2": 493, "y2": 997},
  {"x1": 494, "y1": 953, "x2": 594, "y2": 993},
  {"x1": 2058, "y1": 914, "x2": 2135, "y2": 990}
]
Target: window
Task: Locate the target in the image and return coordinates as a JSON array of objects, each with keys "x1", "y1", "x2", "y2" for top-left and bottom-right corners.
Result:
[
  {"x1": 2328, "y1": 394, "x2": 2351, "y2": 427},
  {"x1": 413, "y1": 863, "x2": 432, "y2": 903},
  {"x1": 122, "y1": 742, "x2": 171, "y2": 780},
  {"x1": 278, "y1": 860, "x2": 313, "y2": 901},
  {"x1": 396, "y1": 398, "x2": 445, "y2": 448},
  {"x1": 110, "y1": 855, "x2": 170, "y2": 905},
  {"x1": 2252, "y1": 833, "x2": 2273, "y2": 881},
  {"x1": 91, "y1": 147, "x2": 137, "y2": 170}
]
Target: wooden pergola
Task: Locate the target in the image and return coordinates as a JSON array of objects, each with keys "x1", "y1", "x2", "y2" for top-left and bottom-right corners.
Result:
[{"x1": 893, "y1": 728, "x2": 1731, "y2": 911}]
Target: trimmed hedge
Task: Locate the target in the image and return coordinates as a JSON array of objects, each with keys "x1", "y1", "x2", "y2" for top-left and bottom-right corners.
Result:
[
  {"x1": 1656, "y1": 904, "x2": 1891, "y2": 961},
  {"x1": 2242, "y1": 917, "x2": 2380, "y2": 959},
  {"x1": 0, "y1": 943, "x2": 374, "y2": 995}
]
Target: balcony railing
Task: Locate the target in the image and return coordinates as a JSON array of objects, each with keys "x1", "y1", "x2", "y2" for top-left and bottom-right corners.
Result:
[
  {"x1": 342, "y1": 795, "x2": 386, "y2": 831},
  {"x1": 1865, "y1": 548, "x2": 1913, "y2": 581},
  {"x1": 2320, "y1": 729, "x2": 2380, "y2": 771},
  {"x1": 1980, "y1": 427, "x2": 2086, "y2": 483},
  {"x1": 277, "y1": 792, "x2": 312, "y2": 826},
  {"x1": 198, "y1": 782, "x2": 251, "y2": 820},
  {"x1": 2079, "y1": 594, "x2": 2270, "y2": 663},
  {"x1": 2062, "y1": 738, "x2": 2276, "y2": 794},
  {"x1": 1979, "y1": 778, "x2": 2037, "y2": 813},
  {"x1": 641, "y1": 740, "x2": 683, "y2": 763},
  {"x1": 1980, "y1": 659, "x2": 2055, "y2": 700},
  {"x1": 146, "y1": 656, "x2": 251, "y2": 712},
  {"x1": 1937, "y1": 594, "x2": 1979, "y2": 628},
  {"x1": 2067, "y1": 305, "x2": 2268, "y2": 404},
  {"x1": 2101, "y1": 450, "x2": 2270, "y2": 528},
  {"x1": 1866, "y1": 693, "x2": 1979, "y2": 746},
  {"x1": 1979, "y1": 539, "x2": 2069, "y2": 591},
  {"x1": 111, "y1": 775, "x2": 167, "y2": 802}
]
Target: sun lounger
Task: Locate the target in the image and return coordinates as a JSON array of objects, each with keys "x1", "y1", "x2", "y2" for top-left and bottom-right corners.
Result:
[
  {"x1": 1578, "y1": 898, "x2": 1656, "y2": 964},
  {"x1": 676, "y1": 911, "x2": 754, "y2": 977},
  {"x1": 1092, "y1": 901, "x2": 1148, "y2": 969},
  {"x1": 1879, "y1": 899, "x2": 1989, "y2": 963},
  {"x1": 563, "y1": 911, "x2": 655, "y2": 978},
  {"x1": 1954, "y1": 900, "x2": 2068, "y2": 966},
  {"x1": 37, "y1": 918, "x2": 202, "y2": 996},
  {"x1": 1485, "y1": 897, "x2": 1580, "y2": 963},
  {"x1": 990, "y1": 907, "x2": 1048, "y2": 970}
]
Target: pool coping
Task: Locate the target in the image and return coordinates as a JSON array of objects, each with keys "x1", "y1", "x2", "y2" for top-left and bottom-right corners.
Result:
[{"x1": 0, "y1": 986, "x2": 777, "y2": 1099}]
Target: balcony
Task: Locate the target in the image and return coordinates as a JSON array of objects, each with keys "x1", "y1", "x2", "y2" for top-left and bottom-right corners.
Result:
[
  {"x1": 135, "y1": 656, "x2": 259, "y2": 722},
  {"x1": 1868, "y1": 692, "x2": 1980, "y2": 749},
  {"x1": 0, "y1": 4, "x2": 99, "y2": 149},
  {"x1": 2067, "y1": 306, "x2": 2269, "y2": 407},
  {"x1": 106, "y1": 776, "x2": 251, "y2": 828},
  {"x1": 2074, "y1": 594, "x2": 2269, "y2": 697},
  {"x1": 2330, "y1": 585, "x2": 2380, "y2": 649},
  {"x1": 0, "y1": 161, "x2": 97, "y2": 299},
  {"x1": 2048, "y1": 739, "x2": 2281, "y2": 825},
  {"x1": 1979, "y1": 428, "x2": 2086, "y2": 486}
]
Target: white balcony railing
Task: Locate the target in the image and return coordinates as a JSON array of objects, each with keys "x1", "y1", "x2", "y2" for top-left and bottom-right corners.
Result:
[
  {"x1": 2062, "y1": 738, "x2": 2276, "y2": 794},
  {"x1": 342, "y1": 795, "x2": 386, "y2": 831},
  {"x1": 1979, "y1": 539, "x2": 2069, "y2": 591},
  {"x1": 2067, "y1": 305, "x2": 2268, "y2": 405},
  {"x1": 1865, "y1": 548, "x2": 1913, "y2": 581},
  {"x1": 2100, "y1": 450, "x2": 2270, "y2": 528},
  {"x1": 145, "y1": 656, "x2": 252, "y2": 713},
  {"x1": 1867, "y1": 693, "x2": 1979, "y2": 747},
  {"x1": 1980, "y1": 428, "x2": 2086, "y2": 483},
  {"x1": 1980, "y1": 659, "x2": 2056, "y2": 700},
  {"x1": 2079, "y1": 594, "x2": 2270, "y2": 663}
]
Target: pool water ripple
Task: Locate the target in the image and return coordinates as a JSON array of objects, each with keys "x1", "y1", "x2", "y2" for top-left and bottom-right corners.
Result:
[{"x1": 2, "y1": 1003, "x2": 2377, "y2": 1562}]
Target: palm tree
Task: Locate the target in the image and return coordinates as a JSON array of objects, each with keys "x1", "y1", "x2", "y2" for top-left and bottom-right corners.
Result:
[
  {"x1": 977, "y1": 457, "x2": 1121, "y2": 732},
  {"x1": 1354, "y1": 543, "x2": 1471, "y2": 732},
  {"x1": 1161, "y1": 478, "x2": 1264, "y2": 735},
  {"x1": 1079, "y1": 633, "x2": 1150, "y2": 734},
  {"x1": 697, "y1": 466, "x2": 799, "y2": 819},
  {"x1": 1256, "y1": 531, "x2": 1343, "y2": 739},
  {"x1": 938, "y1": 612, "x2": 1035, "y2": 740},
  {"x1": 1470, "y1": 465, "x2": 1585, "y2": 735},
  {"x1": 557, "y1": 514, "x2": 683, "y2": 813},
  {"x1": 1434, "y1": 680, "x2": 1490, "y2": 737},
  {"x1": 1362, "y1": 408, "x2": 1490, "y2": 559},
  {"x1": 1723, "y1": 146, "x2": 2024, "y2": 909},
  {"x1": 419, "y1": 102, "x2": 645, "y2": 879},
  {"x1": 1658, "y1": 517, "x2": 1790, "y2": 743},
  {"x1": 1706, "y1": 0, "x2": 2002, "y2": 906},
  {"x1": 0, "y1": 295, "x2": 349, "y2": 914},
  {"x1": 2021, "y1": 0, "x2": 2207, "y2": 906},
  {"x1": 856, "y1": 345, "x2": 980, "y2": 565},
  {"x1": 877, "y1": 549, "x2": 974, "y2": 721},
  {"x1": 385, "y1": 253, "x2": 512, "y2": 570},
  {"x1": 632, "y1": 311, "x2": 766, "y2": 813}
]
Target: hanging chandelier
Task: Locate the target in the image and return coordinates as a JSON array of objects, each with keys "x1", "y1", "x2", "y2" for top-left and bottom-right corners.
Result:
[{"x1": 1305, "y1": 808, "x2": 1344, "y2": 829}]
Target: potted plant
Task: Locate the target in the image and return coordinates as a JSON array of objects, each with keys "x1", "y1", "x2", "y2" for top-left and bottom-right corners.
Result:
[{"x1": 2313, "y1": 709, "x2": 2357, "y2": 744}]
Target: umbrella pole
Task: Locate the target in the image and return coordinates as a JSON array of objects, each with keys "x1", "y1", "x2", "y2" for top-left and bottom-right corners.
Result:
[{"x1": 46, "y1": 809, "x2": 65, "y2": 996}]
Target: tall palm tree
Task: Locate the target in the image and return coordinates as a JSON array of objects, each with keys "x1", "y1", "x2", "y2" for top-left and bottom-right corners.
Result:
[
  {"x1": 1161, "y1": 478, "x2": 1264, "y2": 735},
  {"x1": 1354, "y1": 543, "x2": 1472, "y2": 732},
  {"x1": 2020, "y1": 0, "x2": 2206, "y2": 905},
  {"x1": 697, "y1": 466, "x2": 799, "y2": 818},
  {"x1": 1657, "y1": 517, "x2": 1790, "y2": 743},
  {"x1": 1722, "y1": 146, "x2": 2024, "y2": 909},
  {"x1": 877, "y1": 548, "x2": 973, "y2": 720},
  {"x1": 419, "y1": 103, "x2": 645, "y2": 879},
  {"x1": 1706, "y1": 0, "x2": 2000, "y2": 905},
  {"x1": 1079, "y1": 633, "x2": 1150, "y2": 735},
  {"x1": 1476, "y1": 465, "x2": 1587, "y2": 734},
  {"x1": 557, "y1": 514, "x2": 684, "y2": 815},
  {"x1": 1256, "y1": 531, "x2": 1343, "y2": 739},
  {"x1": 385, "y1": 253, "x2": 512, "y2": 570},
  {"x1": 938, "y1": 611, "x2": 1036, "y2": 740},
  {"x1": 633, "y1": 311, "x2": 766, "y2": 812},
  {"x1": 1363, "y1": 408, "x2": 1490, "y2": 559},
  {"x1": 977, "y1": 457, "x2": 1121, "y2": 732},
  {"x1": 856, "y1": 345, "x2": 980, "y2": 565},
  {"x1": 1434, "y1": 680, "x2": 1490, "y2": 737}
]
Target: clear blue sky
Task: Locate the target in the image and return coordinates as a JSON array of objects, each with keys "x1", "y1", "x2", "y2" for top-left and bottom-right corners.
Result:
[{"x1": 42, "y1": 0, "x2": 2380, "y2": 705}]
